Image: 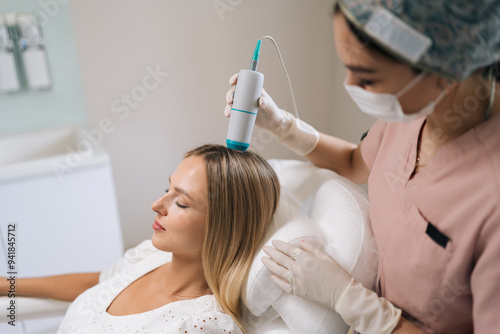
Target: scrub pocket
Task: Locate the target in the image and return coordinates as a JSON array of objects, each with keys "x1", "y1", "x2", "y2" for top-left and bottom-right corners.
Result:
[{"x1": 381, "y1": 204, "x2": 455, "y2": 326}]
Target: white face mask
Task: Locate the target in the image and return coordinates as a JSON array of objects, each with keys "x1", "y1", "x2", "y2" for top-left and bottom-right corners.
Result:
[{"x1": 344, "y1": 72, "x2": 446, "y2": 123}]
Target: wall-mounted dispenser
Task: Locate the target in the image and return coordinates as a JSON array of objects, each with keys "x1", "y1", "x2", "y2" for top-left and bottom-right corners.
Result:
[
  {"x1": 0, "y1": 12, "x2": 51, "y2": 94},
  {"x1": 0, "y1": 14, "x2": 20, "y2": 93},
  {"x1": 17, "y1": 12, "x2": 51, "y2": 90}
]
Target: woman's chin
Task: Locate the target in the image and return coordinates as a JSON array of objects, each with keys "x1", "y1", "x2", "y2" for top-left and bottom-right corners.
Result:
[{"x1": 151, "y1": 233, "x2": 168, "y2": 251}]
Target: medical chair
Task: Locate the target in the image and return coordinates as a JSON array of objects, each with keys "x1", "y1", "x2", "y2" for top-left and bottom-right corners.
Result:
[
  {"x1": 243, "y1": 159, "x2": 377, "y2": 334},
  {"x1": 0, "y1": 159, "x2": 377, "y2": 334}
]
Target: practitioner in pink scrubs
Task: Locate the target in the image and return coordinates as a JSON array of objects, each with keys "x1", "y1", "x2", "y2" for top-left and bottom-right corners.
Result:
[{"x1": 224, "y1": 1, "x2": 500, "y2": 333}]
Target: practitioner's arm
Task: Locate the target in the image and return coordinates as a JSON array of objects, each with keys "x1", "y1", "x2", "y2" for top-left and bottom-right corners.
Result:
[{"x1": 305, "y1": 133, "x2": 370, "y2": 184}]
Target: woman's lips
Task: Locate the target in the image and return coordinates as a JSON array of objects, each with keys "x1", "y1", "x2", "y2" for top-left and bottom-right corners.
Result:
[{"x1": 153, "y1": 220, "x2": 166, "y2": 231}]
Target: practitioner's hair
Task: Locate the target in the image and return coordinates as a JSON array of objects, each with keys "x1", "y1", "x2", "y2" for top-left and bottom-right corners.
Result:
[{"x1": 184, "y1": 144, "x2": 280, "y2": 332}]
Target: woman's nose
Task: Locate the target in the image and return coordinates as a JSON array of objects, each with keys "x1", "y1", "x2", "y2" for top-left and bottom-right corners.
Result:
[{"x1": 151, "y1": 195, "x2": 167, "y2": 215}]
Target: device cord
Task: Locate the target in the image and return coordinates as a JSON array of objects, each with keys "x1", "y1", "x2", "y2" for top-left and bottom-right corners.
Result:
[{"x1": 260, "y1": 36, "x2": 299, "y2": 119}]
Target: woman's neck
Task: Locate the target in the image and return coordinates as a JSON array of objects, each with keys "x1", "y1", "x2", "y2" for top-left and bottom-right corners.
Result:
[
  {"x1": 419, "y1": 74, "x2": 499, "y2": 163},
  {"x1": 159, "y1": 254, "x2": 211, "y2": 298}
]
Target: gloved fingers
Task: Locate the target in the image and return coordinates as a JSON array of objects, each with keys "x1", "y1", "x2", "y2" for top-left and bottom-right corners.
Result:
[
  {"x1": 258, "y1": 88, "x2": 275, "y2": 109},
  {"x1": 291, "y1": 247, "x2": 304, "y2": 261},
  {"x1": 300, "y1": 240, "x2": 336, "y2": 263},
  {"x1": 270, "y1": 274, "x2": 293, "y2": 294},
  {"x1": 224, "y1": 103, "x2": 231, "y2": 118},
  {"x1": 271, "y1": 240, "x2": 301, "y2": 260},
  {"x1": 229, "y1": 72, "x2": 239, "y2": 85},
  {"x1": 261, "y1": 256, "x2": 292, "y2": 283},
  {"x1": 261, "y1": 87, "x2": 271, "y2": 99},
  {"x1": 259, "y1": 96, "x2": 270, "y2": 109},
  {"x1": 263, "y1": 244, "x2": 295, "y2": 269},
  {"x1": 300, "y1": 240, "x2": 326, "y2": 257},
  {"x1": 259, "y1": 95, "x2": 276, "y2": 111},
  {"x1": 224, "y1": 74, "x2": 238, "y2": 118},
  {"x1": 226, "y1": 86, "x2": 235, "y2": 105}
]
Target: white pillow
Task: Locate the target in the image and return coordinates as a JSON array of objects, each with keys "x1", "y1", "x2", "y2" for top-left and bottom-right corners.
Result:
[{"x1": 244, "y1": 159, "x2": 378, "y2": 334}]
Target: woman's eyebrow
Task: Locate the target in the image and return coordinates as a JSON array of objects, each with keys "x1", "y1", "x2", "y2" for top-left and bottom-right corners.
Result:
[
  {"x1": 345, "y1": 64, "x2": 377, "y2": 73},
  {"x1": 168, "y1": 176, "x2": 194, "y2": 201}
]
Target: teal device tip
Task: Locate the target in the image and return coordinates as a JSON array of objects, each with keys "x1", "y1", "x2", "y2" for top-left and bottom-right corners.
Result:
[
  {"x1": 252, "y1": 39, "x2": 261, "y2": 61},
  {"x1": 250, "y1": 39, "x2": 261, "y2": 71}
]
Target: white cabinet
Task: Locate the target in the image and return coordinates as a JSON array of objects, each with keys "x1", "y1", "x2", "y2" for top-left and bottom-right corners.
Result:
[{"x1": 0, "y1": 126, "x2": 124, "y2": 333}]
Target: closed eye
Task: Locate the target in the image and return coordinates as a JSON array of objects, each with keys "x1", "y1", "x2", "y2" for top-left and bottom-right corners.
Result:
[{"x1": 176, "y1": 202, "x2": 188, "y2": 209}]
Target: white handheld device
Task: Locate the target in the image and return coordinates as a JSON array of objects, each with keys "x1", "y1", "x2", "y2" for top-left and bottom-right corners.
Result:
[
  {"x1": 226, "y1": 40, "x2": 263, "y2": 151},
  {"x1": 226, "y1": 37, "x2": 298, "y2": 151},
  {"x1": 226, "y1": 69, "x2": 264, "y2": 151}
]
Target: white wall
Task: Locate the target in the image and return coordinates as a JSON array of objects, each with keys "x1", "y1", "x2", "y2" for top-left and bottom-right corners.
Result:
[{"x1": 68, "y1": 0, "x2": 376, "y2": 249}]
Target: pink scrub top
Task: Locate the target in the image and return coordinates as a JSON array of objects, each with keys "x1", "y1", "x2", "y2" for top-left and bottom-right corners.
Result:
[{"x1": 360, "y1": 114, "x2": 500, "y2": 333}]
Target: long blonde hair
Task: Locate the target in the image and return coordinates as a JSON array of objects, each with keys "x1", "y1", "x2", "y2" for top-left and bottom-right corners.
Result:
[{"x1": 184, "y1": 144, "x2": 280, "y2": 332}]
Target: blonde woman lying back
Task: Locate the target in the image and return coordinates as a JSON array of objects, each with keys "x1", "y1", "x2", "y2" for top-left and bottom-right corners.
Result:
[{"x1": 0, "y1": 144, "x2": 280, "y2": 333}]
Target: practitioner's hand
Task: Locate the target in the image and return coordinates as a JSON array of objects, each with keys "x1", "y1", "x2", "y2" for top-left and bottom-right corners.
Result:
[
  {"x1": 224, "y1": 73, "x2": 319, "y2": 156},
  {"x1": 262, "y1": 239, "x2": 351, "y2": 309},
  {"x1": 262, "y1": 239, "x2": 402, "y2": 334}
]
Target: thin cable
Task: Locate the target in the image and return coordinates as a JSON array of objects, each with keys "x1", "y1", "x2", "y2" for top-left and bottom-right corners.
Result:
[{"x1": 260, "y1": 36, "x2": 299, "y2": 118}]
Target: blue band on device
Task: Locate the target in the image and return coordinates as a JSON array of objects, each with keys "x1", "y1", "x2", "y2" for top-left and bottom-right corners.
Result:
[
  {"x1": 231, "y1": 108, "x2": 257, "y2": 115},
  {"x1": 226, "y1": 139, "x2": 249, "y2": 151}
]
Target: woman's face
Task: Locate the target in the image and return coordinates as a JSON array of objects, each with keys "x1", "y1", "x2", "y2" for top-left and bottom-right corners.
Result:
[
  {"x1": 333, "y1": 12, "x2": 445, "y2": 115},
  {"x1": 151, "y1": 156, "x2": 208, "y2": 259}
]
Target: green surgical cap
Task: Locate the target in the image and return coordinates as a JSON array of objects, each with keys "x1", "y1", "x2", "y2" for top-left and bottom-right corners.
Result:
[{"x1": 338, "y1": 0, "x2": 500, "y2": 81}]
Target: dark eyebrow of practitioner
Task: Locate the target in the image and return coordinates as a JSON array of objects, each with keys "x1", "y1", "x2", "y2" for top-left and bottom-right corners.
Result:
[
  {"x1": 345, "y1": 64, "x2": 377, "y2": 74},
  {"x1": 168, "y1": 176, "x2": 193, "y2": 201}
]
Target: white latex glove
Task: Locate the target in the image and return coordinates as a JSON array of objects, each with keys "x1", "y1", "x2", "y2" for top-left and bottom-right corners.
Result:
[
  {"x1": 262, "y1": 240, "x2": 402, "y2": 334},
  {"x1": 224, "y1": 73, "x2": 320, "y2": 156}
]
